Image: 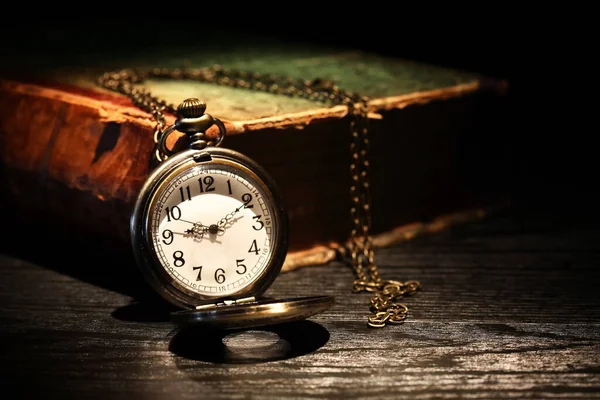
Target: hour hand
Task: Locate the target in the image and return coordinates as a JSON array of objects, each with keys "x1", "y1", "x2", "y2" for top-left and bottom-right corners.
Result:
[{"x1": 184, "y1": 223, "x2": 208, "y2": 239}]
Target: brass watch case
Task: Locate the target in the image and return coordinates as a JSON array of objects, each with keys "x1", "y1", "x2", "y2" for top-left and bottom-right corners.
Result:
[
  {"x1": 131, "y1": 147, "x2": 289, "y2": 308},
  {"x1": 131, "y1": 147, "x2": 334, "y2": 329}
]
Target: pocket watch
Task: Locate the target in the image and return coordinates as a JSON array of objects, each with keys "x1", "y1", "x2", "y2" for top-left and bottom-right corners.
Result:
[
  {"x1": 130, "y1": 98, "x2": 334, "y2": 330},
  {"x1": 99, "y1": 67, "x2": 421, "y2": 329}
]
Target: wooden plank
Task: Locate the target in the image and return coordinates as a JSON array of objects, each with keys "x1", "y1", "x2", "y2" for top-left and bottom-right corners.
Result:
[{"x1": 1, "y1": 212, "x2": 599, "y2": 399}]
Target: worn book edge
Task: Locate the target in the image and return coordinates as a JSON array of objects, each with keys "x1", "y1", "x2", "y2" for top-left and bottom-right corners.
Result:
[
  {"x1": 0, "y1": 78, "x2": 509, "y2": 273},
  {"x1": 0, "y1": 78, "x2": 503, "y2": 135},
  {"x1": 282, "y1": 202, "x2": 505, "y2": 272}
]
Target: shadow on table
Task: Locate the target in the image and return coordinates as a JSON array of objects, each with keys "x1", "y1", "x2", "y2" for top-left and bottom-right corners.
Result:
[
  {"x1": 169, "y1": 320, "x2": 330, "y2": 364},
  {"x1": 0, "y1": 207, "x2": 156, "y2": 300},
  {"x1": 111, "y1": 299, "x2": 174, "y2": 322}
]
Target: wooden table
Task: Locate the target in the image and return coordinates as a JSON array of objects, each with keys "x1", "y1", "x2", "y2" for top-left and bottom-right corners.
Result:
[{"x1": 1, "y1": 208, "x2": 599, "y2": 399}]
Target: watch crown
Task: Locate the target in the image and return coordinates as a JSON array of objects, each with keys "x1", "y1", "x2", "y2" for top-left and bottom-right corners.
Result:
[{"x1": 177, "y1": 98, "x2": 206, "y2": 118}]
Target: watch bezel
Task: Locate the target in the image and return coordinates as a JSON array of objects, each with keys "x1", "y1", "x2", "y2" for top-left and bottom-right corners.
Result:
[{"x1": 130, "y1": 147, "x2": 289, "y2": 309}]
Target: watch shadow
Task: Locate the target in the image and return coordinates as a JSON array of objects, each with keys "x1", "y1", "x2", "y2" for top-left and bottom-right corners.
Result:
[
  {"x1": 169, "y1": 320, "x2": 330, "y2": 364},
  {"x1": 111, "y1": 298, "x2": 174, "y2": 323}
]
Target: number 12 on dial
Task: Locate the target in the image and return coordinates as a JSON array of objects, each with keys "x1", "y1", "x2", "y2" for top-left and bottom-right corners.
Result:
[{"x1": 148, "y1": 161, "x2": 277, "y2": 298}]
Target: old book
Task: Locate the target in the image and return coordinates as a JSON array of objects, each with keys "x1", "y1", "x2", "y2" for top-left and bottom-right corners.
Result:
[{"x1": 0, "y1": 44, "x2": 510, "y2": 272}]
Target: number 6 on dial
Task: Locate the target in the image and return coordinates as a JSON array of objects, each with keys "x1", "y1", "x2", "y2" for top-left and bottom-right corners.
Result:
[{"x1": 129, "y1": 98, "x2": 334, "y2": 330}]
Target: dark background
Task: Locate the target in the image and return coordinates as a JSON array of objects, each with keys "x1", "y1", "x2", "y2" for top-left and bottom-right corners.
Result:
[
  {"x1": 1, "y1": 14, "x2": 599, "y2": 400},
  {"x1": 0, "y1": 15, "x2": 590, "y2": 223}
]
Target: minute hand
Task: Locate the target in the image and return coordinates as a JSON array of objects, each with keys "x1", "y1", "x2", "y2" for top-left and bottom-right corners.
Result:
[{"x1": 216, "y1": 205, "x2": 245, "y2": 229}]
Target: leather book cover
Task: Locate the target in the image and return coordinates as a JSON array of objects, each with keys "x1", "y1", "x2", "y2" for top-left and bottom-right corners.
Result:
[{"x1": 0, "y1": 43, "x2": 510, "y2": 272}]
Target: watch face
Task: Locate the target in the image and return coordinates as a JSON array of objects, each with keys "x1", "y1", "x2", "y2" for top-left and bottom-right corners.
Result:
[{"x1": 141, "y1": 153, "x2": 284, "y2": 301}]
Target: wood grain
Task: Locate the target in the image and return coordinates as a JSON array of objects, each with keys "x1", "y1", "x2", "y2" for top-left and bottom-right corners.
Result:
[{"x1": 1, "y1": 210, "x2": 599, "y2": 399}]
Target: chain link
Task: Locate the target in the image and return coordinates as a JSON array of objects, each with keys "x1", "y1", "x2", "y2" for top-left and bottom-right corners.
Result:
[
  {"x1": 97, "y1": 66, "x2": 420, "y2": 327},
  {"x1": 354, "y1": 279, "x2": 421, "y2": 327}
]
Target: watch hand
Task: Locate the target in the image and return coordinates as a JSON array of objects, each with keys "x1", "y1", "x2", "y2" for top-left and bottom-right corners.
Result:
[
  {"x1": 179, "y1": 218, "x2": 204, "y2": 227},
  {"x1": 215, "y1": 205, "x2": 245, "y2": 232},
  {"x1": 174, "y1": 218, "x2": 208, "y2": 236},
  {"x1": 180, "y1": 227, "x2": 223, "y2": 244},
  {"x1": 183, "y1": 225, "x2": 209, "y2": 238}
]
